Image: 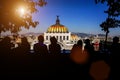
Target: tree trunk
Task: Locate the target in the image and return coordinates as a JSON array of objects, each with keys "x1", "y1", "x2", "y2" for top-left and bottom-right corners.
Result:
[
  {"x1": 105, "y1": 31, "x2": 108, "y2": 44},
  {"x1": 104, "y1": 30, "x2": 109, "y2": 49}
]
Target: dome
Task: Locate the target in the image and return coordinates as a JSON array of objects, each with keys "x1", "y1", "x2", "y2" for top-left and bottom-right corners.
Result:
[
  {"x1": 71, "y1": 34, "x2": 80, "y2": 40},
  {"x1": 47, "y1": 24, "x2": 69, "y2": 33},
  {"x1": 47, "y1": 16, "x2": 69, "y2": 33}
]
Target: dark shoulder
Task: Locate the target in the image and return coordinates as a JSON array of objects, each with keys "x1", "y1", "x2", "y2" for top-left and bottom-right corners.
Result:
[
  {"x1": 57, "y1": 44, "x2": 61, "y2": 47},
  {"x1": 73, "y1": 44, "x2": 77, "y2": 47},
  {"x1": 49, "y1": 44, "x2": 52, "y2": 47},
  {"x1": 34, "y1": 43, "x2": 39, "y2": 46}
]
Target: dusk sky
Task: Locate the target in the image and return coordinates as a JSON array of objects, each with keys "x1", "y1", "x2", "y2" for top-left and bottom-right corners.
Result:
[{"x1": 19, "y1": 0, "x2": 120, "y2": 36}]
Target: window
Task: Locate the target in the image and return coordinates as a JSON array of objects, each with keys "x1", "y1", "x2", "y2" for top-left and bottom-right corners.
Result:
[
  {"x1": 63, "y1": 36, "x2": 65, "y2": 40},
  {"x1": 60, "y1": 36, "x2": 62, "y2": 41},
  {"x1": 46, "y1": 36, "x2": 48, "y2": 40},
  {"x1": 67, "y1": 36, "x2": 69, "y2": 40},
  {"x1": 56, "y1": 36, "x2": 58, "y2": 40}
]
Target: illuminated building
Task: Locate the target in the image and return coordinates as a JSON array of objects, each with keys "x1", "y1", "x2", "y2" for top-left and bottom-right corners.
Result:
[{"x1": 44, "y1": 16, "x2": 80, "y2": 50}]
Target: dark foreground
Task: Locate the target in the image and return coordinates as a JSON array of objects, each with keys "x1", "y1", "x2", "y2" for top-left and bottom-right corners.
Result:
[{"x1": 0, "y1": 51, "x2": 112, "y2": 79}]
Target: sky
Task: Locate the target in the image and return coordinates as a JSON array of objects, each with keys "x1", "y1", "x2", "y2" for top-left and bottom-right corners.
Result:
[{"x1": 17, "y1": 0, "x2": 120, "y2": 36}]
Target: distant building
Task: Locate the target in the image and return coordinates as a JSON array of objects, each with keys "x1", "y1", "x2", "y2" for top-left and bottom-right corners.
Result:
[{"x1": 44, "y1": 16, "x2": 80, "y2": 50}]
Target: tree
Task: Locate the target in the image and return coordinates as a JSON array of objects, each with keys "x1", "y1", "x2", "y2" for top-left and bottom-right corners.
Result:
[
  {"x1": 0, "y1": 0, "x2": 47, "y2": 35},
  {"x1": 95, "y1": 0, "x2": 120, "y2": 43},
  {"x1": 100, "y1": 18, "x2": 120, "y2": 43}
]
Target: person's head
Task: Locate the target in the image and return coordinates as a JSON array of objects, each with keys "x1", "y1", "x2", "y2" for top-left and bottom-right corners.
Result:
[
  {"x1": 2, "y1": 36, "x2": 11, "y2": 44},
  {"x1": 38, "y1": 35, "x2": 44, "y2": 43},
  {"x1": 21, "y1": 37, "x2": 28, "y2": 44},
  {"x1": 50, "y1": 36, "x2": 57, "y2": 44},
  {"x1": 113, "y1": 36, "x2": 119, "y2": 43},
  {"x1": 77, "y1": 40, "x2": 83, "y2": 46},
  {"x1": 84, "y1": 39, "x2": 90, "y2": 45}
]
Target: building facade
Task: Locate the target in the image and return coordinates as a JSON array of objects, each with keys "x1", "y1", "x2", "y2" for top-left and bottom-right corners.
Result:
[{"x1": 44, "y1": 16, "x2": 80, "y2": 50}]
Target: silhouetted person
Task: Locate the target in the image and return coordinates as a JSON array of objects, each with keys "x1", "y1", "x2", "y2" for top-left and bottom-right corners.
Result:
[
  {"x1": 84, "y1": 39, "x2": 94, "y2": 61},
  {"x1": 17, "y1": 37, "x2": 30, "y2": 54},
  {"x1": 92, "y1": 38, "x2": 100, "y2": 51},
  {"x1": 0, "y1": 36, "x2": 14, "y2": 75},
  {"x1": 70, "y1": 39, "x2": 89, "y2": 64},
  {"x1": 0, "y1": 36, "x2": 12, "y2": 56},
  {"x1": 110, "y1": 36, "x2": 120, "y2": 79},
  {"x1": 84, "y1": 39, "x2": 94, "y2": 51},
  {"x1": 33, "y1": 35, "x2": 48, "y2": 55},
  {"x1": 111, "y1": 36, "x2": 120, "y2": 57},
  {"x1": 49, "y1": 37, "x2": 61, "y2": 54},
  {"x1": 73, "y1": 40, "x2": 83, "y2": 48},
  {"x1": 65, "y1": 40, "x2": 91, "y2": 79}
]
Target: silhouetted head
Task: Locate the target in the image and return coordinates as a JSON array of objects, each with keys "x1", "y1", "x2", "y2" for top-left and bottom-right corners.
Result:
[
  {"x1": 38, "y1": 35, "x2": 44, "y2": 43},
  {"x1": 84, "y1": 39, "x2": 90, "y2": 45},
  {"x1": 21, "y1": 37, "x2": 28, "y2": 44},
  {"x1": 77, "y1": 40, "x2": 83, "y2": 46},
  {"x1": 0, "y1": 38, "x2": 3, "y2": 42},
  {"x1": 50, "y1": 36, "x2": 57, "y2": 44},
  {"x1": 113, "y1": 36, "x2": 119, "y2": 43},
  {"x1": 2, "y1": 36, "x2": 11, "y2": 44}
]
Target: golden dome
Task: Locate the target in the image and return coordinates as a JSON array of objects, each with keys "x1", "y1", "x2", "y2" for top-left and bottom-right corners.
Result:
[
  {"x1": 47, "y1": 16, "x2": 69, "y2": 33},
  {"x1": 71, "y1": 34, "x2": 80, "y2": 40}
]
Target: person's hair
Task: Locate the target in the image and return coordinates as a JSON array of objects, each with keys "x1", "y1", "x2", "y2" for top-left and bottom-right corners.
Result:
[
  {"x1": 38, "y1": 35, "x2": 44, "y2": 43},
  {"x1": 77, "y1": 40, "x2": 83, "y2": 46},
  {"x1": 84, "y1": 39, "x2": 90, "y2": 44},
  {"x1": 2, "y1": 36, "x2": 11, "y2": 43},
  {"x1": 50, "y1": 36, "x2": 57, "y2": 44},
  {"x1": 113, "y1": 36, "x2": 119, "y2": 43},
  {"x1": 21, "y1": 37, "x2": 28, "y2": 44}
]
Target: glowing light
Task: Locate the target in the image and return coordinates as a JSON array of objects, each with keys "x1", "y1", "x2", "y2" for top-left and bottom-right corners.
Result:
[
  {"x1": 47, "y1": 25, "x2": 69, "y2": 33},
  {"x1": 20, "y1": 8, "x2": 25, "y2": 15},
  {"x1": 16, "y1": 7, "x2": 26, "y2": 17}
]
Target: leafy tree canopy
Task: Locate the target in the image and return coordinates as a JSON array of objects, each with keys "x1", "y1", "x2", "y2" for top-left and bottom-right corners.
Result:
[
  {"x1": 0, "y1": 0, "x2": 47, "y2": 33},
  {"x1": 95, "y1": 0, "x2": 120, "y2": 30},
  {"x1": 95, "y1": 0, "x2": 120, "y2": 43},
  {"x1": 95, "y1": 0, "x2": 120, "y2": 17}
]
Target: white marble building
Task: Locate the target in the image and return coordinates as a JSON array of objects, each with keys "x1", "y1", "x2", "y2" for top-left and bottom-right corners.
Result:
[{"x1": 44, "y1": 16, "x2": 80, "y2": 50}]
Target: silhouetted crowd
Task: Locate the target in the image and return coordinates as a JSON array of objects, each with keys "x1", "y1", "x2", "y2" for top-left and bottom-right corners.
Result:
[{"x1": 0, "y1": 35, "x2": 120, "y2": 79}]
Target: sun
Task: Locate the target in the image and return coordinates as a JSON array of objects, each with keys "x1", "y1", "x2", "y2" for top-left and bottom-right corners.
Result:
[
  {"x1": 16, "y1": 7, "x2": 26, "y2": 16},
  {"x1": 19, "y1": 7, "x2": 25, "y2": 15},
  {"x1": 20, "y1": 8, "x2": 25, "y2": 15}
]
